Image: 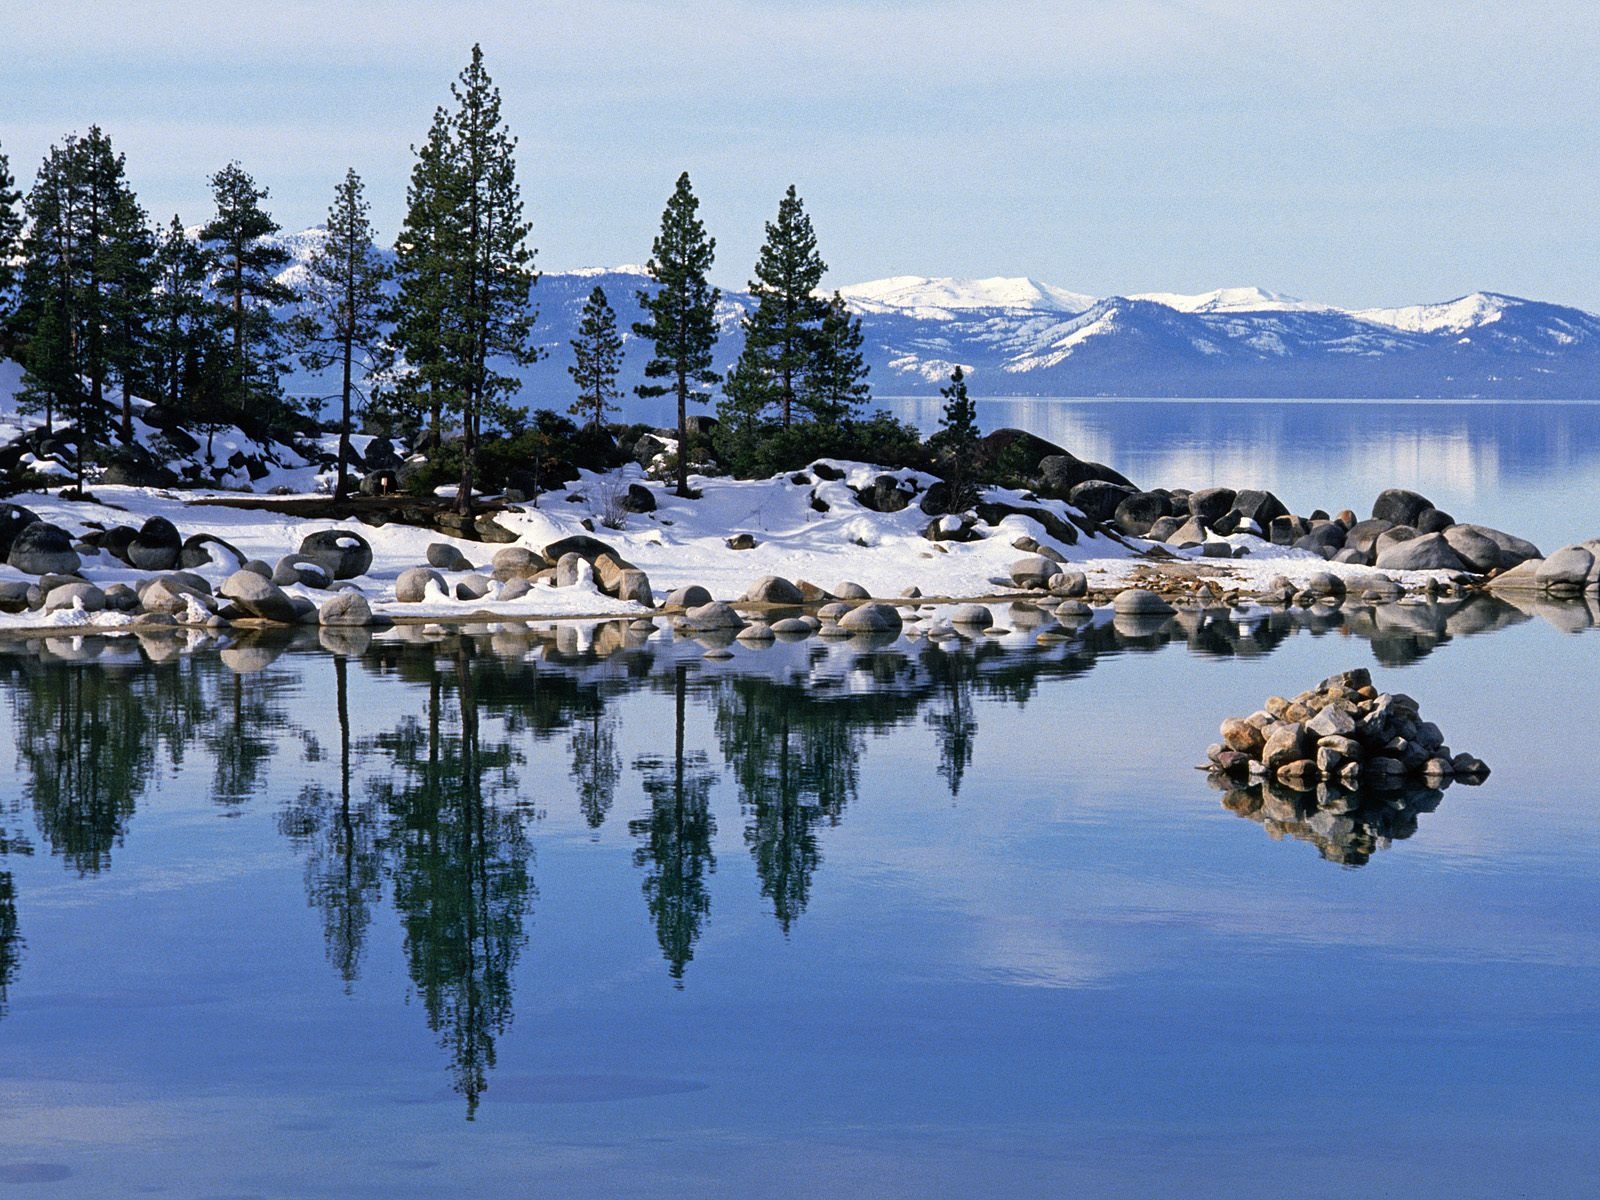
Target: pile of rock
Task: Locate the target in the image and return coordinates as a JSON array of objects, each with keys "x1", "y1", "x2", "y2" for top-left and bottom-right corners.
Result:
[
  {"x1": 391, "y1": 535, "x2": 655, "y2": 609},
  {"x1": 1204, "y1": 668, "x2": 1489, "y2": 791}
]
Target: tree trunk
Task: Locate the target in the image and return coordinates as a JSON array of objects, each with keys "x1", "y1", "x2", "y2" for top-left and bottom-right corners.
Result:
[
  {"x1": 336, "y1": 329, "x2": 354, "y2": 500},
  {"x1": 676, "y1": 367, "x2": 690, "y2": 498}
]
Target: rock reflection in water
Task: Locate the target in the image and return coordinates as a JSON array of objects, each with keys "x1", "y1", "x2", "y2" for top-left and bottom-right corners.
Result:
[
  {"x1": 0, "y1": 589, "x2": 1563, "y2": 1115},
  {"x1": 1213, "y1": 774, "x2": 1450, "y2": 867}
]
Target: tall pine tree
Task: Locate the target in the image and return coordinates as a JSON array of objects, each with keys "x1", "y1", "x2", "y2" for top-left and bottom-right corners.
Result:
[
  {"x1": 634, "y1": 172, "x2": 720, "y2": 498},
  {"x1": 199, "y1": 162, "x2": 295, "y2": 432},
  {"x1": 801, "y1": 291, "x2": 871, "y2": 426},
  {"x1": 567, "y1": 285, "x2": 622, "y2": 433},
  {"x1": 0, "y1": 143, "x2": 22, "y2": 351},
  {"x1": 723, "y1": 185, "x2": 827, "y2": 431},
  {"x1": 391, "y1": 47, "x2": 539, "y2": 513},
  {"x1": 932, "y1": 364, "x2": 980, "y2": 510},
  {"x1": 14, "y1": 129, "x2": 153, "y2": 492},
  {"x1": 148, "y1": 214, "x2": 217, "y2": 415},
  {"x1": 297, "y1": 169, "x2": 391, "y2": 498}
]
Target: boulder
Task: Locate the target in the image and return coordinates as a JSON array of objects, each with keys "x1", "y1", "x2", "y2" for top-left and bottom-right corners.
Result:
[
  {"x1": 6, "y1": 522, "x2": 80, "y2": 575},
  {"x1": 126, "y1": 516, "x2": 183, "y2": 571},
  {"x1": 1220, "y1": 717, "x2": 1266, "y2": 757},
  {"x1": 726, "y1": 533, "x2": 759, "y2": 550},
  {"x1": 241, "y1": 559, "x2": 273, "y2": 579},
  {"x1": 1372, "y1": 488, "x2": 1434, "y2": 527},
  {"x1": 138, "y1": 576, "x2": 215, "y2": 617},
  {"x1": 1068, "y1": 481, "x2": 1137, "y2": 524},
  {"x1": 1345, "y1": 518, "x2": 1396, "y2": 556},
  {"x1": 299, "y1": 529, "x2": 373, "y2": 580},
  {"x1": 395, "y1": 567, "x2": 445, "y2": 603},
  {"x1": 318, "y1": 591, "x2": 374, "y2": 626},
  {"x1": 0, "y1": 503, "x2": 42, "y2": 560},
  {"x1": 836, "y1": 602, "x2": 903, "y2": 634},
  {"x1": 1009, "y1": 555, "x2": 1057, "y2": 589},
  {"x1": 102, "y1": 583, "x2": 140, "y2": 612},
  {"x1": 1187, "y1": 488, "x2": 1236, "y2": 526},
  {"x1": 1374, "y1": 525, "x2": 1420, "y2": 557},
  {"x1": 624, "y1": 483, "x2": 657, "y2": 513},
  {"x1": 1294, "y1": 523, "x2": 1346, "y2": 557},
  {"x1": 665, "y1": 585, "x2": 714, "y2": 609},
  {"x1": 747, "y1": 575, "x2": 805, "y2": 605},
  {"x1": 219, "y1": 570, "x2": 299, "y2": 623},
  {"x1": 1535, "y1": 544, "x2": 1596, "y2": 591},
  {"x1": 42, "y1": 581, "x2": 106, "y2": 613},
  {"x1": 454, "y1": 575, "x2": 493, "y2": 601},
  {"x1": 491, "y1": 546, "x2": 547, "y2": 579},
  {"x1": 949, "y1": 604, "x2": 995, "y2": 629},
  {"x1": 1439, "y1": 525, "x2": 1504, "y2": 574},
  {"x1": 1050, "y1": 568, "x2": 1088, "y2": 597},
  {"x1": 1268, "y1": 515, "x2": 1311, "y2": 547},
  {"x1": 684, "y1": 601, "x2": 745, "y2": 631},
  {"x1": 1166, "y1": 515, "x2": 1210, "y2": 547},
  {"x1": 555, "y1": 552, "x2": 590, "y2": 588},
  {"x1": 1261, "y1": 722, "x2": 1311, "y2": 773},
  {"x1": 178, "y1": 533, "x2": 246, "y2": 572},
  {"x1": 1415, "y1": 507, "x2": 1454, "y2": 534},
  {"x1": 273, "y1": 555, "x2": 331, "y2": 588},
  {"x1": 0, "y1": 581, "x2": 30, "y2": 613},
  {"x1": 1035, "y1": 452, "x2": 1135, "y2": 495},
  {"x1": 427, "y1": 542, "x2": 474, "y2": 571},
  {"x1": 1113, "y1": 491, "x2": 1173, "y2": 537},
  {"x1": 1146, "y1": 516, "x2": 1184, "y2": 543},
  {"x1": 1112, "y1": 588, "x2": 1175, "y2": 616},
  {"x1": 859, "y1": 474, "x2": 914, "y2": 513},
  {"x1": 1231, "y1": 489, "x2": 1289, "y2": 529},
  {"x1": 834, "y1": 581, "x2": 871, "y2": 600},
  {"x1": 1374, "y1": 532, "x2": 1467, "y2": 572},
  {"x1": 975, "y1": 428, "x2": 1076, "y2": 477}
]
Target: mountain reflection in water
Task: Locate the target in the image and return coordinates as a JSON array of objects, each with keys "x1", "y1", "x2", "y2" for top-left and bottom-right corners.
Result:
[{"x1": 0, "y1": 588, "x2": 1585, "y2": 1114}]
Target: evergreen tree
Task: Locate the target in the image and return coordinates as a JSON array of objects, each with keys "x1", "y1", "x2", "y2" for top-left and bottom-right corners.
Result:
[
  {"x1": 148, "y1": 214, "x2": 215, "y2": 412},
  {"x1": 567, "y1": 285, "x2": 622, "y2": 433},
  {"x1": 391, "y1": 46, "x2": 540, "y2": 514},
  {"x1": 0, "y1": 143, "x2": 22, "y2": 349},
  {"x1": 634, "y1": 172, "x2": 720, "y2": 498},
  {"x1": 724, "y1": 184, "x2": 827, "y2": 430},
  {"x1": 297, "y1": 169, "x2": 391, "y2": 498},
  {"x1": 933, "y1": 364, "x2": 980, "y2": 510},
  {"x1": 801, "y1": 291, "x2": 871, "y2": 426},
  {"x1": 199, "y1": 162, "x2": 295, "y2": 431},
  {"x1": 14, "y1": 129, "x2": 153, "y2": 492}
]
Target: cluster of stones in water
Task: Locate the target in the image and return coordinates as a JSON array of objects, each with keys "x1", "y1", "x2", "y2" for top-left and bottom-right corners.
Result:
[{"x1": 1204, "y1": 668, "x2": 1489, "y2": 792}]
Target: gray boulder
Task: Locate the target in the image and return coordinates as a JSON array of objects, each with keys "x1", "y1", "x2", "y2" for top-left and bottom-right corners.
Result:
[
  {"x1": 102, "y1": 583, "x2": 140, "y2": 612},
  {"x1": 1068, "y1": 480, "x2": 1137, "y2": 524},
  {"x1": 427, "y1": 542, "x2": 474, "y2": 571},
  {"x1": 1049, "y1": 568, "x2": 1088, "y2": 597},
  {"x1": 1447, "y1": 524, "x2": 1540, "y2": 571},
  {"x1": 42, "y1": 581, "x2": 106, "y2": 613},
  {"x1": 491, "y1": 546, "x2": 546, "y2": 579},
  {"x1": 684, "y1": 601, "x2": 745, "y2": 630},
  {"x1": 555, "y1": 552, "x2": 589, "y2": 587},
  {"x1": 219, "y1": 570, "x2": 299, "y2": 623},
  {"x1": 0, "y1": 580, "x2": 30, "y2": 613},
  {"x1": 454, "y1": 574, "x2": 493, "y2": 601},
  {"x1": 665, "y1": 585, "x2": 714, "y2": 609},
  {"x1": 1112, "y1": 588, "x2": 1175, "y2": 616},
  {"x1": 0, "y1": 503, "x2": 41, "y2": 560},
  {"x1": 395, "y1": 567, "x2": 445, "y2": 603},
  {"x1": 273, "y1": 555, "x2": 331, "y2": 588},
  {"x1": 1009, "y1": 555, "x2": 1057, "y2": 589},
  {"x1": 1374, "y1": 532, "x2": 1468, "y2": 572},
  {"x1": 318, "y1": 591, "x2": 374, "y2": 626},
  {"x1": 1231, "y1": 489, "x2": 1288, "y2": 529},
  {"x1": 1439, "y1": 525, "x2": 1503, "y2": 574},
  {"x1": 6, "y1": 522, "x2": 80, "y2": 575},
  {"x1": 1535, "y1": 544, "x2": 1597, "y2": 591},
  {"x1": 299, "y1": 529, "x2": 373, "y2": 580},
  {"x1": 1372, "y1": 488, "x2": 1434, "y2": 527},
  {"x1": 496, "y1": 577, "x2": 533, "y2": 602},
  {"x1": 837, "y1": 602, "x2": 903, "y2": 633},
  {"x1": 1345, "y1": 518, "x2": 1396, "y2": 556},
  {"x1": 1113, "y1": 491, "x2": 1173, "y2": 537},
  {"x1": 1187, "y1": 488, "x2": 1236, "y2": 525},
  {"x1": 1036, "y1": 452, "x2": 1135, "y2": 494},
  {"x1": 747, "y1": 575, "x2": 805, "y2": 604},
  {"x1": 126, "y1": 516, "x2": 182, "y2": 571},
  {"x1": 950, "y1": 604, "x2": 995, "y2": 628},
  {"x1": 834, "y1": 581, "x2": 871, "y2": 600},
  {"x1": 1166, "y1": 515, "x2": 1209, "y2": 548},
  {"x1": 178, "y1": 533, "x2": 246, "y2": 572}
]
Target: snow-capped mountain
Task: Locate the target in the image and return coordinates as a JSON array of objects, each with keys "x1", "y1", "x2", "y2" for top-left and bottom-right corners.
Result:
[{"x1": 267, "y1": 232, "x2": 1600, "y2": 406}]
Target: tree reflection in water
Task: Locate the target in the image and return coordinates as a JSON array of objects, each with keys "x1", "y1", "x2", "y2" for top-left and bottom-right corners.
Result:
[{"x1": 0, "y1": 589, "x2": 1545, "y2": 1109}]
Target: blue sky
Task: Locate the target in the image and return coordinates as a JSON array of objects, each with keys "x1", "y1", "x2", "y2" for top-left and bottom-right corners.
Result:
[{"x1": 3, "y1": 0, "x2": 1598, "y2": 309}]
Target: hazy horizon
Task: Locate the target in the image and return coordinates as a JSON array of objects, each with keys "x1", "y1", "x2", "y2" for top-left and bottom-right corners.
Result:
[{"x1": 4, "y1": 0, "x2": 1597, "y2": 310}]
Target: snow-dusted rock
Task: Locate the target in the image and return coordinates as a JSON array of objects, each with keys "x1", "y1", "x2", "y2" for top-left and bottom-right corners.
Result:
[
  {"x1": 299, "y1": 529, "x2": 373, "y2": 580},
  {"x1": 395, "y1": 567, "x2": 444, "y2": 603},
  {"x1": 220, "y1": 570, "x2": 299, "y2": 623},
  {"x1": 6, "y1": 522, "x2": 79, "y2": 575}
]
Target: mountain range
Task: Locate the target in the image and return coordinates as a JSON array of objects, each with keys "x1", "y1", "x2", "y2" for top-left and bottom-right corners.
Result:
[{"x1": 273, "y1": 230, "x2": 1600, "y2": 409}]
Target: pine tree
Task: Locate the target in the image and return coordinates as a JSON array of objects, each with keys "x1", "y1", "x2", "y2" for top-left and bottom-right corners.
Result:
[
  {"x1": 0, "y1": 143, "x2": 22, "y2": 349},
  {"x1": 14, "y1": 129, "x2": 153, "y2": 492},
  {"x1": 148, "y1": 214, "x2": 216, "y2": 414},
  {"x1": 390, "y1": 108, "x2": 461, "y2": 441},
  {"x1": 726, "y1": 185, "x2": 828, "y2": 430},
  {"x1": 391, "y1": 46, "x2": 539, "y2": 514},
  {"x1": 298, "y1": 169, "x2": 391, "y2": 498},
  {"x1": 934, "y1": 365, "x2": 980, "y2": 510},
  {"x1": 567, "y1": 285, "x2": 622, "y2": 433},
  {"x1": 199, "y1": 162, "x2": 295, "y2": 431},
  {"x1": 634, "y1": 172, "x2": 720, "y2": 498},
  {"x1": 801, "y1": 291, "x2": 871, "y2": 427}
]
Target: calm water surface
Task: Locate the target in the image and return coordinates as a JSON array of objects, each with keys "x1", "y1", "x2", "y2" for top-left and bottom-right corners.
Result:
[
  {"x1": 886, "y1": 396, "x2": 1600, "y2": 551},
  {"x1": 0, "y1": 591, "x2": 1597, "y2": 1198}
]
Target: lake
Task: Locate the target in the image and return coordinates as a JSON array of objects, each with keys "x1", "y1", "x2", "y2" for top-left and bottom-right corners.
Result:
[{"x1": 1, "y1": 401, "x2": 1597, "y2": 1199}]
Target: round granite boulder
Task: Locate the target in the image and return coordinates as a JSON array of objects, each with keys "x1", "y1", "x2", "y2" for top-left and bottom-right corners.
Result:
[
  {"x1": 298, "y1": 529, "x2": 373, "y2": 580},
  {"x1": 6, "y1": 522, "x2": 80, "y2": 575},
  {"x1": 126, "y1": 516, "x2": 183, "y2": 571},
  {"x1": 0, "y1": 503, "x2": 41, "y2": 560}
]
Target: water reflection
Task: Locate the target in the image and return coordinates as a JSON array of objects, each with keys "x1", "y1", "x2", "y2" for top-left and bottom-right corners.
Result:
[{"x1": 0, "y1": 591, "x2": 1590, "y2": 1113}]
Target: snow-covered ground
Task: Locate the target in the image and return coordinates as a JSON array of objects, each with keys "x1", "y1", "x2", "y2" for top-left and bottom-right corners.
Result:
[{"x1": 0, "y1": 454, "x2": 1471, "y2": 636}]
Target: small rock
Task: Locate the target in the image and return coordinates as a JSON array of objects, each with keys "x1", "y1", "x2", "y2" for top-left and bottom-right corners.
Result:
[
  {"x1": 395, "y1": 567, "x2": 445, "y2": 603},
  {"x1": 427, "y1": 542, "x2": 474, "y2": 571}
]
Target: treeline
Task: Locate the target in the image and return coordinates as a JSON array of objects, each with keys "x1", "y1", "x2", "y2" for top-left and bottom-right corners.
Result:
[{"x1": 0, "y1": 46, "x2": 978, "y2": 511}]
